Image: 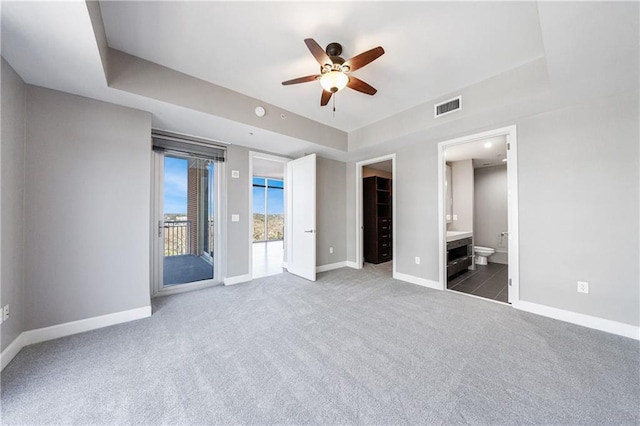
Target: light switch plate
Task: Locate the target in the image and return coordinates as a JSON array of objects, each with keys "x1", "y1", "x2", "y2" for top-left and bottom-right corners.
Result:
[
  {"x1": 231, "y1": 214, "x2": 239, "y2": 222},
  {"x1": 453, "y1": 214, "x2": 458, "y2": 220},
  {"x1": 231, "y1": 170, "x2": 239, "y2": 178}
]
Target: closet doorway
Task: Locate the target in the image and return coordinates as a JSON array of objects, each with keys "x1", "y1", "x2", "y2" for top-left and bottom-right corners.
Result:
[{"x1": 356, "y1": 154, "x2": 396, "y2": 276}]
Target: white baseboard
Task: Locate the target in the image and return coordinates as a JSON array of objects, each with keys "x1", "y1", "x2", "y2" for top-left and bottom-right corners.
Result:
[
  {"x1": 393, "y1": 272, "x2": 442, "y2": 290},
  {"x1": 346, "y1": 261, "x2": 360, "y2": 269},
  {"x1": 224, "y1": 273, "x2": 252, "y2": 286},
  {"x1": 1, "y1": 305, "x2": 152, "y2": 371},
  {"x1": 316, "y1": 261, "x2": 348, "y2": 273},
  {"x1": 514, "y1": 300, "x2": 640, "y2": 340},
  {"x1": 0, "y1": 333, "x2": 26, "y2": 371}
]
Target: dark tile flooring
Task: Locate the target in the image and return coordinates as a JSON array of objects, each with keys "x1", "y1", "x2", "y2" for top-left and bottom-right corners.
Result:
[
  {"x1": 447, "y1": 262, "x2": 509, "y2": 303},
  {"x1": 164, "y1": 254, "x2": 213, "y2": 286}
]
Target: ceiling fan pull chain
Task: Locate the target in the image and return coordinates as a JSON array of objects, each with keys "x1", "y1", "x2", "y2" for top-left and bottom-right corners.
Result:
[{"x1": 333, "y1": 94, "x2": 336, "y2": 117}]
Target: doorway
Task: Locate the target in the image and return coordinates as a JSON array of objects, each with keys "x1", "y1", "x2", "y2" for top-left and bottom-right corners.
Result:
[
  {"x1": 356, "y1": 154, "x2": 396, "y2": 276},
  {"x1": 249, "y1": 152, "x2": 288, "y2": 279},
  {"x1": 151, "y1": 145, "x2": 224, "y2": 296},
  {"x1": 438, "y1": 126, "x2": 519, "y2": 304}
]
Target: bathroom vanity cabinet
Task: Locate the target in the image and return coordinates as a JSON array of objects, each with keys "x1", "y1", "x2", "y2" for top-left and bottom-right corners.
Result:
[
  {"x1": 363, "y1": 176, "x2": 392, "y2": 264},
  {"x1": 447, "y1": 237, "x2": 472, "y2": 278}
]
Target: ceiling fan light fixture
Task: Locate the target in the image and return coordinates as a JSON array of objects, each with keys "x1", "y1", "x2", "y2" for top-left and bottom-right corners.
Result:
[{"x1": 320, "y1": 71, "x2": 348, "y2": 93}]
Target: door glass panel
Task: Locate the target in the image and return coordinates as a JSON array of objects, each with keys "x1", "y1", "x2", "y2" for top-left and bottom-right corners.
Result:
[{"x1": 163, "y1": 154, "x2": 214, "y2": 286}]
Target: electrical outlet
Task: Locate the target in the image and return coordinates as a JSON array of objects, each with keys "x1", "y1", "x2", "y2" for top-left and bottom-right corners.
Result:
[
  {"x1": 2, "y1": 304, "x2": 9, "y2": 321},
  {"x1": 577, "y1": 281, "x2": 589, "y2": 294},
  {"x1": 231, "y1": 170, "x2": 239, "y2": 178},
  {"x1": 231, "y1": 214, "x2": 239, "y2": 222},
  {"x1": 329, "y1": 247, "x2": 333, "y2": 254},
  {"x1": 415, "y1": 256, "x2": 421, "y2": 265}
]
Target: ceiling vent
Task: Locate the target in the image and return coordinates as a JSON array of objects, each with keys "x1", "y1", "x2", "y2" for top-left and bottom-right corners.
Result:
[{"x1": 434, "y1": 96, "x2": 462, "y2": 118}]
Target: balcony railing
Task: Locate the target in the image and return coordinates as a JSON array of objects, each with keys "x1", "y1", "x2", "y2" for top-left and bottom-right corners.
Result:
[
  {"x1": 164, "y1": 220, "x2": 192, "y2": 256},
  {"x1": 164, "y1": 219, "x2": 216, "y2": 257}
]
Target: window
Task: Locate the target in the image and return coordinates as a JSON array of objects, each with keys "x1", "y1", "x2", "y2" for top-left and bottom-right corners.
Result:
[{"x1": 253, "y1": 177, "x2": 284, "y2": 242}]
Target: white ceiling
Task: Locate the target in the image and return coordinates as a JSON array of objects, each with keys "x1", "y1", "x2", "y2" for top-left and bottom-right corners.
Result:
[
  {"x1": 1, "y1": 1, "x2": 636, "y2": 162},
  {"x1": 99, "y1": 1, "x2": 544, "y2": 133},
  {"x1": 253, "y1": 158, "x2": 285, "y2": 180},
  {"x1": 445, "y1": 136, "x2": 507, "y2": 169}
]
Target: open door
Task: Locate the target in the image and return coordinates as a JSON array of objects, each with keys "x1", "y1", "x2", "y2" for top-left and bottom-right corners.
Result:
[{"x1": 286, "y1": 154, "x2": 316, "y2": 281}]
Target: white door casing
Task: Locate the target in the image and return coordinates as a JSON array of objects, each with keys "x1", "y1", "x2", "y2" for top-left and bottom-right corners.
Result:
[
  {"x1": 286, "y1": 154, "x2": 316, "y2": 281},
  {"x1": 437, "y1": 125, "x2": 519, "y2": 304}
]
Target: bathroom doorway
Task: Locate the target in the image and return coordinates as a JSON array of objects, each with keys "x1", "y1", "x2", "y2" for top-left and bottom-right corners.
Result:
[{"x1": 438, "y1": 126, "x2": 519, "y2": 304}]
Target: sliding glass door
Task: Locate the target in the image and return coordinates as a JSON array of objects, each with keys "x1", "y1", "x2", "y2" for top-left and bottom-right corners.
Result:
[
  {"x1": 152, "y1": 146, "x2": 222, "y2": 295},
  {"x1": 162, "y1": 153, "x2": 215, "y2": 286}
]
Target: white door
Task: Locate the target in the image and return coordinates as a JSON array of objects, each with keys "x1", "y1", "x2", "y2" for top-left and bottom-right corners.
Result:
[{"x1": 286, "y1": 154, "x2": 316, "y2": 281}]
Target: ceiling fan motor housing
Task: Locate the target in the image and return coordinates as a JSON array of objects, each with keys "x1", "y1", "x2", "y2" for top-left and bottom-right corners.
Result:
[{"x1": 325, "y1": 42, "x2": 343, "y2": 57}]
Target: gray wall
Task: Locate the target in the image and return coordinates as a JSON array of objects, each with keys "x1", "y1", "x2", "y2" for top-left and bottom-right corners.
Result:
[
  {"x1": 518, "y1": 95, "x2": 638, "y2": 326},
  {"x1": 225, "y1": 145, "x2": 250, "y2": 278},
  {"x1": 474, "y1": 165, "x2": 508, "y2": 262},
  {"x1": 1, "y1": 59, "x2": 26, "y2": 351},
  {"x1": 394, "y1": 142, "x2": 440, "y2": 279},
  {"x1": 24, "y1": 86, "x2": 152, "y2": 330},
  {"x1": 449, "y1": 160, "x2": 474, "y2": 232},
  {"x1": 347, "y1": 94, "x2": 639, "y2": 327},
  {"x1": 316, "y1": 157, "x2": 347, "y2": 266},
  {"x1": 346, "y1": 162, "x2": 357, "y2": 265}
]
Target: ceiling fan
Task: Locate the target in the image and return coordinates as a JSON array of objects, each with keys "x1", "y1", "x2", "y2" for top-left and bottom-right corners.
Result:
[{"x1": 282, "y1": 38, "x2": 385, "y2": 107}]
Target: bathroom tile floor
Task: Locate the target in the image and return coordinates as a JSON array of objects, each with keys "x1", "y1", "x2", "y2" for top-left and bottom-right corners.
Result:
[{"x1": 447, "y1": 262, "x2": 509, "y2": 303}]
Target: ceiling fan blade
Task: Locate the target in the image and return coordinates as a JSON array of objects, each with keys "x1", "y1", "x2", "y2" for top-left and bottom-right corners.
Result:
[
  {"x1": 320, "y1": 90, "x2": 333, "y2": 106},
  {"x1": 347, "y1": 76, "x2": 377, "y2": 95},
  {"x1": 343, "y1": 46, "x2": 385, "y2": 72},
  {"x1": 304, "y1": 38, "x2": 333, "y2": 66},
  {"x1": 282, "y1": 75, "x2": 320, "y2": 85}
]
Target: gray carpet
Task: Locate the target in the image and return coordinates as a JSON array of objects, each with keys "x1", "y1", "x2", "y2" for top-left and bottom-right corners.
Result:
[{"x1": 2, "y1": 265, "x2": 639, "y2": 424}]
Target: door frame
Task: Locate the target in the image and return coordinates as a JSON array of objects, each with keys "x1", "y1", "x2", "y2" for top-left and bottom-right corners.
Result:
[
  {"x1": 248, "y1": 151, "x2": 289, "y2": 278},
  {"x1": 437, "y1": 125, "x2": 520, "y2": 304},
  {"x1": 355, "y1": 154, "x2": 397, "y2": 274},
  {"x1": 150, "y1": 151, "x2": 225, "y2": 297}
]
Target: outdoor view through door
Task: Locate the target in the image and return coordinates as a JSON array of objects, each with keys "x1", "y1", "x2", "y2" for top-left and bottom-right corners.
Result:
[
  {"x1": 252, "y1": 177, "x2": 284, "y2": 242},
  {"x1": 163, "y1": 154, "x2": 215, "y2": 286}
]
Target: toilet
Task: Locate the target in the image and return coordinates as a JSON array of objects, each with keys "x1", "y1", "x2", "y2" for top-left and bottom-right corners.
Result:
[{"x1": 474, "y1": 246, "x2": 495, "y2": 265}]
